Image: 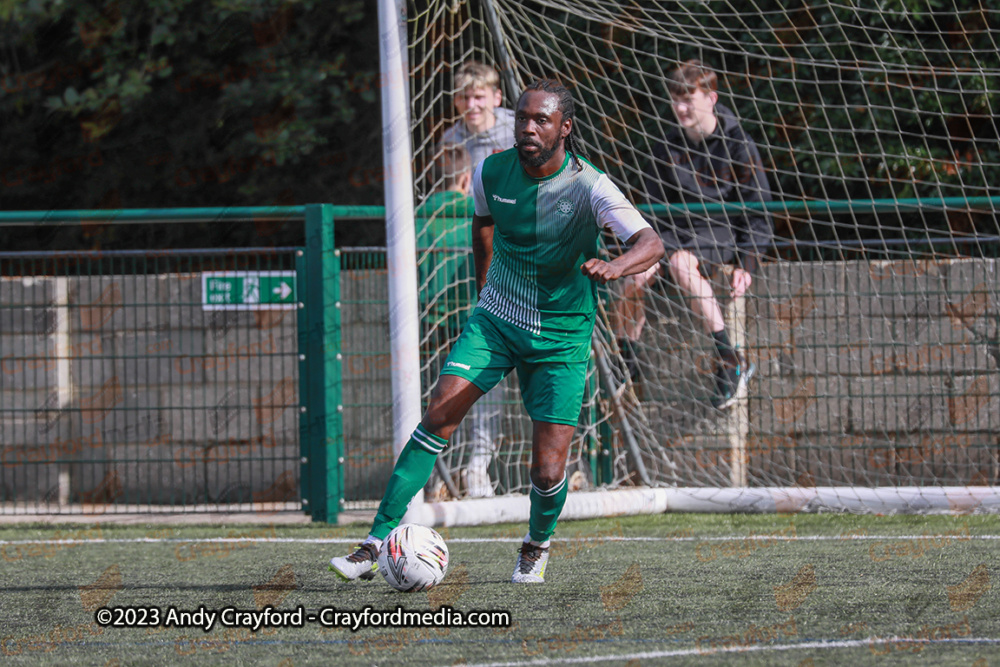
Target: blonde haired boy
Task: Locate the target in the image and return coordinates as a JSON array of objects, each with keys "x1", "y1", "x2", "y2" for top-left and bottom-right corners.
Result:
[{"x1": 440, "y1": 61, "x2": 515, "y2": 180}]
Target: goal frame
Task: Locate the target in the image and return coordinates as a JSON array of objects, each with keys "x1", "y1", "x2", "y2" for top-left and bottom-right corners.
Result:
[{"x1": 381, "y1": 0, "x2": 1000, "y2": 526}]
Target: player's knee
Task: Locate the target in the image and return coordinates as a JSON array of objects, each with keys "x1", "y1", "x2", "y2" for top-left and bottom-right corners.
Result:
[
  {"x1": 420, "y1": 396, "x2": 461, "y2": 440},
  {"x1": 420, "y1": 406, "x2": 454, "y2": 440},
  {"x1": 422, "y1": 377, "x2": 479, "y2": 436},
  {"x1": 530, "y1": 468, "x2": 565, "y2": 491}
]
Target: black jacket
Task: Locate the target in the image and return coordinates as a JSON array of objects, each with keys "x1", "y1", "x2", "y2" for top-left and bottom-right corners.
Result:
[{"x1": 645, "y1": 103, "x2": 773, "y2": 273}]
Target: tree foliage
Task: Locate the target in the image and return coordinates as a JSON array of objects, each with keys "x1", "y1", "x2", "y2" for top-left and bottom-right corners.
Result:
[
  {"x1": 512, "y1": 0, "x2": 998, "y2": 243},
  {"x1": 0, "y1": 0, "x2": 381, "y2": 248}
]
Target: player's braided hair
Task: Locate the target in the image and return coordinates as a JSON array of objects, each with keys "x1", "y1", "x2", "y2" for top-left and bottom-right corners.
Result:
[{"x1": 521, "y1": 79, "x2": 585, "y2": 172}]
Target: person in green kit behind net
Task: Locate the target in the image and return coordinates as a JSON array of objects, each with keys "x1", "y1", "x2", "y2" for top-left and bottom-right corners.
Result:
[
  {"x1": 415, "y1": 143, "x2": 501, "y2": 500},
  {"x1": 416, "y1": 143, "x2": 475, "y2": 344}
]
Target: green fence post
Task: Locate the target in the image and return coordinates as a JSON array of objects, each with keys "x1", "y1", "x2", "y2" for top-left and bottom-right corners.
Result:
[
  {"x1": 296, "y1": 249, "x2": 312, "y2": 515},
  {"x1": 300, "y1": 204, "x2": 342, "y2": 523}
]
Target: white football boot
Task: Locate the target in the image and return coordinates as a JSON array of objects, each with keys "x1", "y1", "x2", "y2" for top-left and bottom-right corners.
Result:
[
  {"x1": 329, "y1": 541, "x2": 379, "y2": 581},
  {"x1": 511, "y1": 539, "x2": 550, "y2": 583}
]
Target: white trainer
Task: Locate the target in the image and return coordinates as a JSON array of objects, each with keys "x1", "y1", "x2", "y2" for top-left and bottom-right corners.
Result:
[
  {"x1": 511, "y1": 541, "x2": 549, "y2": 583},
  {"x1": 329, "y1": 542, "x2": 379, "y2": 581}
]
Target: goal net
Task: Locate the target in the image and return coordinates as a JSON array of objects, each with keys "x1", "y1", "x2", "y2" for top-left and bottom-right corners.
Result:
[{"x1": 400, "y1": 0, "x2": 1000, "y2": 519}]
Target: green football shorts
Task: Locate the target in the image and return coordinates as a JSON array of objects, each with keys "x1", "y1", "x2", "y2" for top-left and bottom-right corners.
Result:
[{"x1": 439, "y1": 309, "x2": 592, "y2": 426}]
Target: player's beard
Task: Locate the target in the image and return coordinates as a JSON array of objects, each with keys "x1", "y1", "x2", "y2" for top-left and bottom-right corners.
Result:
[{"x1": 516, "y1": 136, "x2": 560, "y2": 168}]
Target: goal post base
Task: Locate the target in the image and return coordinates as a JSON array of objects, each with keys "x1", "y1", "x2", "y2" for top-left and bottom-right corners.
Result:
[{"x1": 403, "y1": 487, "x2": 1000, "y2": 527}]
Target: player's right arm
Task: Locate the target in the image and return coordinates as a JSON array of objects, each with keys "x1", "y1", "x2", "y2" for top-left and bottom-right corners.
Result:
[
  {"x1": 472, "y1": 214, "x2": 494, "y2": 294},
  {"x1": 470, "y1": 160, "x2": 494, "y2": 295}
]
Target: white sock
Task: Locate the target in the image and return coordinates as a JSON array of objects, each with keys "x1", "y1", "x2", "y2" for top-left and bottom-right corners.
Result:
[
  {"x1": 363, "y1": 535, "x2": 383, "y2": 550},
  {"x1": 524, "y1": 532, "x2": 551, "y2": 549}
]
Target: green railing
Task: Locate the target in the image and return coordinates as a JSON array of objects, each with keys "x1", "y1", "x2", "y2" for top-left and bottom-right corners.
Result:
[
  {"x1": 0, "y1": 205, "x2": 342, "y2": 522},
  {"x1": 332, "y1": 196, "x2": 1000, "y2": 220}
]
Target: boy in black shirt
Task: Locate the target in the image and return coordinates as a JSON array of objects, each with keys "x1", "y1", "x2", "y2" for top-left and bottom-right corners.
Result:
[{"x1": 615, "y1": 60, "x2": 772, "y2": 409}]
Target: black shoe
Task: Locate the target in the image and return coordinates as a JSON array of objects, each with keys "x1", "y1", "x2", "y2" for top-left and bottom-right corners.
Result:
[{"x1": 711, "y1": 353, "x2": 756, "y2": 410}]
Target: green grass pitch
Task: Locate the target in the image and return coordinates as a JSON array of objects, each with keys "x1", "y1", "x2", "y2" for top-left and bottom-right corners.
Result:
[{"x1": 0, "y1": 513, "x2": 997, "y2": 665}]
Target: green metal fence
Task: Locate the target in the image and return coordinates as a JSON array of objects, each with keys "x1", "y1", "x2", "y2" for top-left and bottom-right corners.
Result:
[
  {"x1": 0, "y1": 205, "x2": 342, "y2": 522},
  {"x1": 338, "y1": 247, "x2": 393, "y2": 506}
]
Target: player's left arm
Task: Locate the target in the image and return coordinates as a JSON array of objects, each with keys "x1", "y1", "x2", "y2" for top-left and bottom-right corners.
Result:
[
  {"x1": 581, "y1": 228, "x2": 662, "y2": 285},
  {"x1": 580, "y1": 174, "x2": 664, "y2": 285}
]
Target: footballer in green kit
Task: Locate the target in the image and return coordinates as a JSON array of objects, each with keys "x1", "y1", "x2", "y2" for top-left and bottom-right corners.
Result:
[{"x1": 331, "y1": 79, "x2": 664, "y2": 584}]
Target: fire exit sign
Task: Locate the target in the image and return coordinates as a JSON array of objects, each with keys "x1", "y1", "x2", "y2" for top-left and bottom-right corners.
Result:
[{"x1": 202, "y1": 271, "x2": 297, "y2": 310}]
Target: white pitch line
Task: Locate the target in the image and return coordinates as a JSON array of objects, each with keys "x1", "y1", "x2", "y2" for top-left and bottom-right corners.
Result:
[
  {"x1": 455, "y1": 636, "x2": 1000, "y2": 667},
  {"x1": 0, "y1": 534, "x2": 998, "y2": 546}
]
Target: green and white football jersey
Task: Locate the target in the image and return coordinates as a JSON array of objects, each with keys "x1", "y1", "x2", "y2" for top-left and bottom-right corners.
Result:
[{"x1": 472, "y1": 148, "x2": 650, "y2": 342}]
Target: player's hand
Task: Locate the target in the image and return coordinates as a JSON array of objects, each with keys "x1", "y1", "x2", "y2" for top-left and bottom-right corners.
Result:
[
  {"x1": 580, "y1": 258, "x2": 623, "y2": 284},
  {"x1": 731, "y1": 268, "x2": 752, "y2": 298}
]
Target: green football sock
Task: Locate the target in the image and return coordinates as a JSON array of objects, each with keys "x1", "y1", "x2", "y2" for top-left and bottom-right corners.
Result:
[
  {"x1": 370, "y1": 424, "x2": 446, "y2": 540},
  {"x1": 528, "y1": 474, "x2": 568, "y2": 544}
]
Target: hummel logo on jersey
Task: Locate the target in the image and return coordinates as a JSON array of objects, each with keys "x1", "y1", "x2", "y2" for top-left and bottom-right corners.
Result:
[
  {"x1": 492, "y1": 194, "x2": 517, "y2": 204},
  {"x1": 446, "y1": 361, "x2": 471, "y2": 370}
]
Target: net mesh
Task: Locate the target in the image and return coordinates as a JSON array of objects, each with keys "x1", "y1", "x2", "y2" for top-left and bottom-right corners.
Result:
[{"x1": 406, "y1": 0, "x2": 1000, "y2": 501}]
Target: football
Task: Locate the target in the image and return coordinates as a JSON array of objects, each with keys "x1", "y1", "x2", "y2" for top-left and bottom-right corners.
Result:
[{"x1": 377, "y1": 524, "x2": 449, "y2": 592}]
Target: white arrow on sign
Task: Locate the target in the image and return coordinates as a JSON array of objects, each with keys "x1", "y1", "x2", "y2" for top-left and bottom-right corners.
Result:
[{"x1": 273, "y1": 282, "x2": 292, "y2": 300}]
